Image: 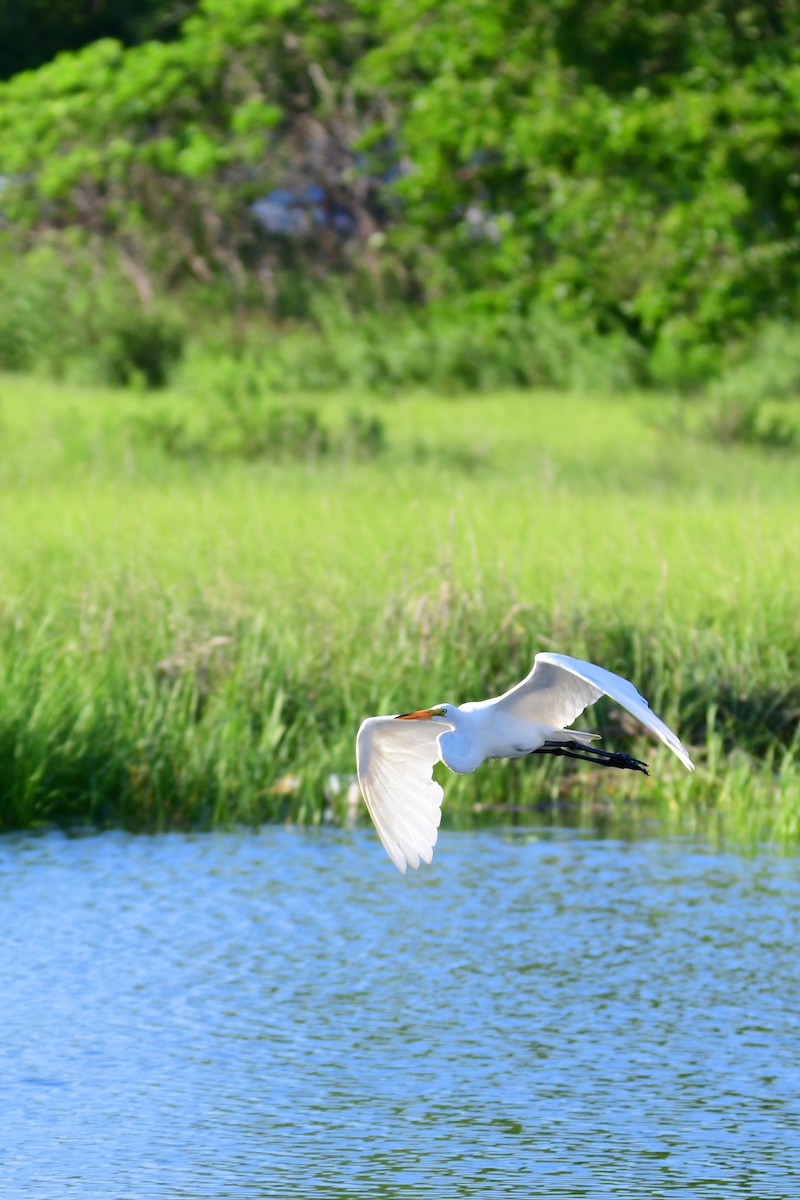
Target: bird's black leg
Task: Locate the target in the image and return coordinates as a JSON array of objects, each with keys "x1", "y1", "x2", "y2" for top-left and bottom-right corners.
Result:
[{"x1": 533, "y1": 740, "x2": 649, "y2": 776}]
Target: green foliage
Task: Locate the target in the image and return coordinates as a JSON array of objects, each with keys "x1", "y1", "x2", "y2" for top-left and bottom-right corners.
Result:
[
  {"x1": 99, "y1": 307, "x2": 186, "y2": 388},
  {"x1": 358, "y1": 0, "x2": 800, "y2": 347},
  {"x1": 709, "y1": 323, "x2": 800, "y2": 406},
  {"x1": 2, "y1": 1, "x2": 800, "y2": 377},
  {"x1": 652, "y1": 322, "x2": 800, "y2": 450},
  {"x1": 0, "y1": 237, "x2": 186, "y2": 386},
  {"x1": 0, "y1": 233, "x2": 646, "y2": 391},
  {"x1": 0, "y1": 239, "x2": 90, "y2": 373},
  {"x1": 178, "y1": 302, "x2": 645, "y2": 396},
  {"x1": 656, "y1": 396, "x2": 800, "y2": 455},
  {"x1": 0, "y1": 0, "x2": 195, "y2": 81},
  {"x1": 0, "y1": 0, "x2": 380, "y2": 300},
  {"x1": 135, "y1": 385, "x2": 385, "y2": 462},
  {"x1": 5, "y1": 230, "x2": 800, "y2": 405},
  {"x1": 699, "y1": 400, "x2": 798, "y2": 451},
  {"x1": 306, "y1": 303, "x2": 646, "y2": 394},
  {"x1": 0, "y1": 295, "x2": 34, "y2": 372}
]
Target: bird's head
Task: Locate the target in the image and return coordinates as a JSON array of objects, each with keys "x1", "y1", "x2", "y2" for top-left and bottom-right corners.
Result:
[{"x1": 395, "y1": 704, "x2": 453, "y2": 723}]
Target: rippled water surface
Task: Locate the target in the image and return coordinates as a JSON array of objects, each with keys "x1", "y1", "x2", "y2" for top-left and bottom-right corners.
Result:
[{"x1": 2, "y1": 827, "x2": 800, "y2": 1198}]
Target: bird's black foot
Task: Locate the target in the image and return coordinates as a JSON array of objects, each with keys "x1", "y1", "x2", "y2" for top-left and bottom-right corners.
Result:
[{"x1": 533, "y1": 740, "x2": 649, "y2": 775}]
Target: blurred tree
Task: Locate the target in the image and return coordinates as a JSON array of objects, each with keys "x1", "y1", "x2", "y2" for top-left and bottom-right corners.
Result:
[
  {"x1": 0, "y1": 0, "x2": 385, "y2": 310},
  {"x1": 358, "y1": 0, "x2": 800, "y2": 356},
  {"x1": 1, "y1": 0, "x2": 799, "y2": 352},
  {"x1": 0, "y1": 0, "x2": 196, "y2": 80}
]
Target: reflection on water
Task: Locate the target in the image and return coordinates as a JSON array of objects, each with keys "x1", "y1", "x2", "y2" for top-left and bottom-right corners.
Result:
[{"x1": 1, "y1": 827, "x2": 799, "y2": 1198}]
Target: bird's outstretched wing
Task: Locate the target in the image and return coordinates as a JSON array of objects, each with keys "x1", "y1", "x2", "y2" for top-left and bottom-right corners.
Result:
[
  {"x1": 495, "y1": 652, "x2": 694, "y2": 771},
  {"x1": 356, "y1": 714, "x2": 451, "y2": 872}
]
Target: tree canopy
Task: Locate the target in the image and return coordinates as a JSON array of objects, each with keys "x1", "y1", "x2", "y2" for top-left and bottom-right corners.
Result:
[
  {"x1": 0, "y1": 0, "x2": 196, "y2": 80},
  {"x1": 1, "y1": 0, "x2": 799, "y2": 353}
]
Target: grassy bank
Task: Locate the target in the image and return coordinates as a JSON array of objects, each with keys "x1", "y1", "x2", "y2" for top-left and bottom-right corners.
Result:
[{"x1": 1, "y1": 374, "x2": 799, "y2": 843}]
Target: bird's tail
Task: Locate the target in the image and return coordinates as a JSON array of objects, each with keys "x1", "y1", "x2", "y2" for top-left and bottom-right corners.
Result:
[{"x1": 552, "y1": 728, "x2": 601, "y2": 746}]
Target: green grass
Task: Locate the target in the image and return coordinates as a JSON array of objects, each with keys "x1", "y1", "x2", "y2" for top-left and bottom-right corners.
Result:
[{"x1": 1, "y1": 373, "x2": 799, "y2": 842}]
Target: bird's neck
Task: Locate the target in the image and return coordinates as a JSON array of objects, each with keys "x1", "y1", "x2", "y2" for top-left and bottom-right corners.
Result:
[{"x1": 439, "y1": 722, "x2": 484, "y2": 775}]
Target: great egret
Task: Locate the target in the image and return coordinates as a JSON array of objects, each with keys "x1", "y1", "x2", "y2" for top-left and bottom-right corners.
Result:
[{"x1": 356, "y1": 652, "x2": 693, "y2": 872}]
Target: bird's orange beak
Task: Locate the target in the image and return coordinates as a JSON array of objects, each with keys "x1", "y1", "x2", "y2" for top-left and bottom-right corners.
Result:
[{"x1": 395, "y1": 707, "x2": 444, "y2": 720}]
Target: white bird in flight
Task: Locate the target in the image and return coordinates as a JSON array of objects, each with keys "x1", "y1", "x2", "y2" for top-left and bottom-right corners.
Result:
[{"x1": 357, "y1": 652, "x2": 694, "y2": 872}]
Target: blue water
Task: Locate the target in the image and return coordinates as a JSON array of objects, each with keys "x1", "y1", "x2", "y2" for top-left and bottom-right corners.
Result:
[{"x1": 1, "y1": 827, "x2": 799, "y2": 1198}]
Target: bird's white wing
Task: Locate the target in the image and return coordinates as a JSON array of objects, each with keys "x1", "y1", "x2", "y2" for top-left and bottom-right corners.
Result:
[
  {"x1": 496, "y1": 652, "x2": 694, "y2": 770},
  {"x1": 356, "y1": 715, "x2": 450, "y2": 872}
]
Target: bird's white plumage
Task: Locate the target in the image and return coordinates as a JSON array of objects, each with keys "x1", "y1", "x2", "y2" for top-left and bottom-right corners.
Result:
[
  {"x1": 356, "y1": 714, "x2": 451, "y2": 873},
  {"x1": 496, "y1": 653, "x2": 695, "y2": 771},
  {"x1": 493, "y1": 653, "x2": 604, "y2": 728},
  {"x1": 357, "y1": 652, "x2": 694, "y2": 872}
]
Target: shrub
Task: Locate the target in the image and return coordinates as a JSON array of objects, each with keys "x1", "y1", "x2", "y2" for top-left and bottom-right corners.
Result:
[
  {"x1": 291, "y1": 302, "x2": 646, "y2": 395},
  {"x1": 708, "y1": 323, "x2": 800, "y2": 407},
  {"x1": 135, "y1": 394, "x2": 386, "y2": 463},
  {"x1": 0, "y1": 293, "x2": 35, "y2": 371},
  {"x1": 699, "y1": 401, "x2": 798, "y2": 451},
  {"x1": 98, "y1": 307, "x2": 186, "y2": 389},
  {"x1": 0, "y1": 238, "x2": 187, "y2": 388},
  {"x1": 0, "y1": 240, "x2": 89, "y2": 374}
]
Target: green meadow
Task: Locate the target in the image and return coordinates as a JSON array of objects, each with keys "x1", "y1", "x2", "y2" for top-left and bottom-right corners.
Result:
[{"x1": 1, "y1": 373, "x2": 799, "y2": 842}]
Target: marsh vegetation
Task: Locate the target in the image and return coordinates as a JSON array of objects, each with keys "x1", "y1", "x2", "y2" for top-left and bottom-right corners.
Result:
[{"x1": 1, "y1": 373, "x2": 798, "y2": 840}]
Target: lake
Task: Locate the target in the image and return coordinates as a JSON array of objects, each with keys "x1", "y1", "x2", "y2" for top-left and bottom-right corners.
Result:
[{"x1": 2, "y1": 827, "x2": 799, "y2": 1198}]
